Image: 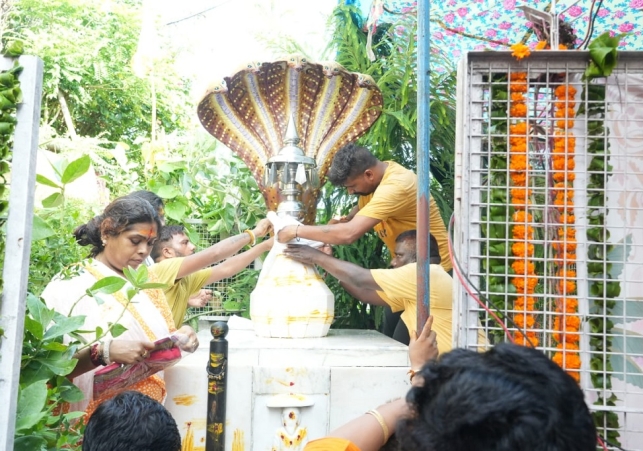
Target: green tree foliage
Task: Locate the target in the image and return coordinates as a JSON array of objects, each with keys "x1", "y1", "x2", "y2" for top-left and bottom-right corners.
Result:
[
  {"x1": 329, "y1": 3, "x2": 457, "y2": 222},
  {"x1": 320, "y1": 4, "x2": 457, "y2": 329},
  {"x1": 4, "y1": 0, "x2": 191, "y2": 145}
]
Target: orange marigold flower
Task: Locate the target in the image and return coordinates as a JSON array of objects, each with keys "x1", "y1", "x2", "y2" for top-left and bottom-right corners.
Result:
[
  {"x1": 557, "y1": 280, "x2": 577, "y2": 294},
  {"x1": 509, "y1": 122, "x2": 528, "y2": 134},
  {"x1": 510, "y1": 72, "x2": 528, "y2": 81},
  {"x1": 512, "y1": 211, "x2": 532, "y2": 222},
  {"x1": 511, "y1": 260, "x2": 536, "y2": 275},
  {"x1": 558, "y1": 119, "x2": 575, "y2": 129},
  {"x1": 510, "y1": 136, "x2": 527, "y2": 146},
  {"x1": 510, "y1": 104, "x2": 528, "y2": 117},
  {"x1": 510, "y1": 188, "x2": 531, "y2": 201},
  {"x1": 514, "y1": 332, "x2": 539, "y2": 347},
  {"x1": 514, "y1": 296, "x2": 536, "y2": 310},
  {"x1": 564, "y1": 298, "x2": 579, "y2": 313},
  {"x1": 555, "y1": 108, "x2": 576, "y2": 119},
  {"x1": 511, "y1": 92, "x2": 526, "y2": 102},
  {"x1": 558, "y1": 44, "x2": 569, "y2": 51},
  {"x1": 510, "y1": 43, "x2": 531, "y2": 60},
  {"x1": 554, "y1": 85, "x2": 577, "y2": 98},
  {"x1": 558, "y1": 227, "x2": 576, "y2": 239},
  {"x1": 509, "y1": 156, "x2": 528, "y2": 171},
  {"x1": 555, "y1": 100, "x2": 577, "y2": 110},
  {"x1": 510, "y1": 143, "x2": 528, "y2": 153},
  {"x1": 512, "y1": 224, "x2": 534, "y2": 240},
  {"x1": 562, "y1": 213, "x2": 576, "y2": 224},
  {"x1": 512, "y1": 242, "x2": 535, "y2": 258},
  {"x1": 512, "y1": 275, "x2": 538, "y2": 293},
  {"x1": 510, "y1": 82, "x2": 528, "y2": 93},
  {"x1": 553, "y1": 171, "x2": 575, "y2": 182},
  {"x1": 535, "y1": 40, "x2": 548, "y2": 50},
  {"x1": 513, "y1": 313, "x2": 535, "y2": 328},
  {"x1": 511, "y1": 172, "x2": 527, "y2": 185},
  {"x1": 565, "y1": 315, "x2": 581, "y2": 329}
]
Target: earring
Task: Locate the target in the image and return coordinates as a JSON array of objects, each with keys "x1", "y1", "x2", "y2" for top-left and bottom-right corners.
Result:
[{"x1": 101, "y1": 239, "x2": 107, "y2": 246}]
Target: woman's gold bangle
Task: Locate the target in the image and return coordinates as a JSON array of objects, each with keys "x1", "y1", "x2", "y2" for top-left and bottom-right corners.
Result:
[
  {"x1": 366, "y1": 409, "x2": 389, "y2": 445},
  {"x1": 244, "y1": 229, "x2": 256, "y2": 247}
]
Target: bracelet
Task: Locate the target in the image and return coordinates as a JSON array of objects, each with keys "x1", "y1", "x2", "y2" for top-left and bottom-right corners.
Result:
[
  {"x1": 244, "y1": 229, "x2": 256, "y2": 247},
  {"x1": 89, "y1": 343, "x2": 103, "y2": 366},
  {"x1": 295, "y1": 224, "x2": 301, "y2": 242},
  {"x1": 102, "y1": 339, "x2": 112, "y2": 365},
  {"x1": 366, "y1": 409, "x2": 389, "y2": 445},
  {"x1": 408, "y1": 368, "x2": 420, "y2": 382}
]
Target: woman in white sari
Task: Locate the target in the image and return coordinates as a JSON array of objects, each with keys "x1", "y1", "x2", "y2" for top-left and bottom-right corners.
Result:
[{"x1": 41, "y1": 196, "x2": 197, "y2": 417}]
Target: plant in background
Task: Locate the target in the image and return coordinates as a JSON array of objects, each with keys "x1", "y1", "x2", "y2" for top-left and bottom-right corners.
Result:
[
  {"x1": 4, "y1": 0, "x2": 191, "y2": 147},
  {"x1": 0, "y1": 53, "x2": 22, "y2": 299},
  {"x1": 29, "y1": 154, "x2": 99, "y2": 296},
  {"x1": 145, "y1": 130, "x2": 266, "y2": 236}
]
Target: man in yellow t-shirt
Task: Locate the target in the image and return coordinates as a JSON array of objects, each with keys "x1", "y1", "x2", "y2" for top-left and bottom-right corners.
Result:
[
  {"x1": 276, "y1": 143, "x2": 451, "y2": 272},
  {"x1": 283, "y1": 236, "x2": 455, "y2": 355},
  {"x1": 150, "y1": 221, "x2": 272, "y2": 328}
]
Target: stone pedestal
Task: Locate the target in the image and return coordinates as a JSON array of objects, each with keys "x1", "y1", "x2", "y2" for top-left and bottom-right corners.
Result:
[{"x1": 165, "y1": 325, "x2": 410, "y2": 451}]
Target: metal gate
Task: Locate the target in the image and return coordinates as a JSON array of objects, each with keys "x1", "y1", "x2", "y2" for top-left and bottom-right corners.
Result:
[{"x1": 453, "y1": 51, "x2": 643, "y2": 449}]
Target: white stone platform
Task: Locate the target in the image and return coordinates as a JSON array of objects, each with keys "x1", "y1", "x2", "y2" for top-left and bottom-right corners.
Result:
[{"x1": 165, "y1": 324, "x2": 411, "y2": 451}]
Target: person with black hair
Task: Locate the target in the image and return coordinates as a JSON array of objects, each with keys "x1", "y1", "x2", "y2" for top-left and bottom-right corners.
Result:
[
  {"x1": 41, "y1": 196, "x2": 197, "y2": 418},
  {"x1": 126, "y1": 190, "x2": 166, "y2": 225},
  {"x1": 306, "y1": 341, "x2": 597, "y2": 451},
  {"x1": 83, "y1": 391, "x2": 181, "y2": 451},
  {"x1": 150, "y1": 222, "x2": 273, "y2": 328},
  {"x1": 276, "y1": 143, "x2": 452, "y2": 272}
]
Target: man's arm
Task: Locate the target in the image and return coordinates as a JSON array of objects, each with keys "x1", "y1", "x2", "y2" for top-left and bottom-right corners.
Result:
[
  {"x1": 277, "y1": 214, "x2": 380, "y2": 245},
  {"x1": 205, "y1": 238, "x2": 272, "y2": 285},
  {"x1": 176, "y1": 219, "x2": 271, "y2": 279},
  {"x1": 328, "y1": 205, "x2": 360, "y2": 224},
  {"x1": 282, "y1": 245, "x2": 381, "y2": 291},
  {"x1": 339, "y1": 280, "x2": 388, "y2": 307}
]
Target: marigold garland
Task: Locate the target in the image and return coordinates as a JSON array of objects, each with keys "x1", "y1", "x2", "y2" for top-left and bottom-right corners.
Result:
[
  {"x1": 551, "y1": 78, "x2": 581, "y2": 382},
  {"x1": 508, "y1": 71, "x2": 539, "y2": 347}
]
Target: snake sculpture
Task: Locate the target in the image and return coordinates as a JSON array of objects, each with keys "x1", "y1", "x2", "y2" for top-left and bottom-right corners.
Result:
[{"x1": 197, "y1": 56, "x2": 383, "y2": 224}]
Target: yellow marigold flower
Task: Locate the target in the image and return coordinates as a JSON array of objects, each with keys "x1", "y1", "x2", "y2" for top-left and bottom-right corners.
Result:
[
  {"x1": 510, "y1": 43, "x2": 531, "y2": 60},
  {"x1": 535, "y1": 40, "x2": 548, "y2": 50}
]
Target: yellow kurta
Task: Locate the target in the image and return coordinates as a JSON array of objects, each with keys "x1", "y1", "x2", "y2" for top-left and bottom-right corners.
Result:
[{"x1": 356, "y1": 161, "x2": 451, "y2": 272}]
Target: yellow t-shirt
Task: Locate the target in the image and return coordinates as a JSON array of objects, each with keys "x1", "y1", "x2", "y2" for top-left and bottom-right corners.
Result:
[
  {"x1": 371, "y1": 262, "x2": 453, "y2": 355},
  {"x1": 356, "y1": 161, "x2": 452, "y2": 272},
  {"x1": 150, "y1": 257, "x2": 212, "y2": 328}
]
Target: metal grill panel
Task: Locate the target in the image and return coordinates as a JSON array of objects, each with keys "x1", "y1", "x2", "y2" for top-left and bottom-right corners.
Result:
[
  {"x1": 454, "y1": 51, "x2": 643, "y2": 450},
  {"x1": 183, "y1": 220, "x2": 255, "y2": 321}
]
